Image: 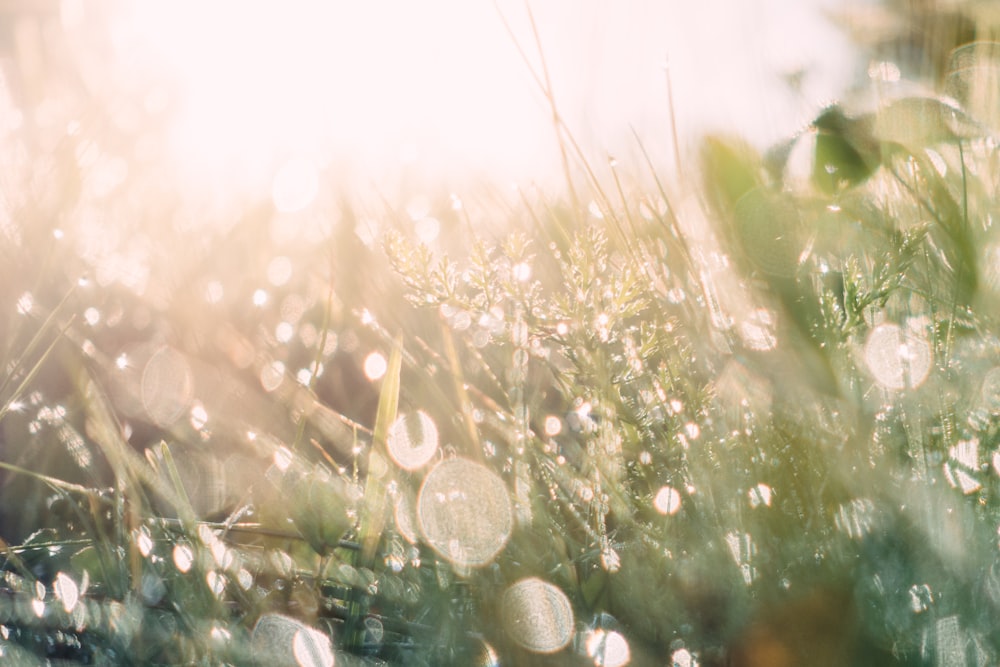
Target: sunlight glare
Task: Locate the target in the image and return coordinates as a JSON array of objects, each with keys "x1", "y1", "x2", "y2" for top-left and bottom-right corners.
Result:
[{"x1": 114, "y1": 0, "x2": 551, "y2": 190}]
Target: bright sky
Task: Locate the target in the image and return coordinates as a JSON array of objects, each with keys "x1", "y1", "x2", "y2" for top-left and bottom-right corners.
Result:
[{"x1": 108, "y1": 0, "x2": 857, "y2": 192}]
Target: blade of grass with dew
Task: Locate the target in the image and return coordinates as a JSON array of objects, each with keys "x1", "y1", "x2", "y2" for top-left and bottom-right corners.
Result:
[{"x1": 357, "y1": 334, "x2": 402, "y2": 565}]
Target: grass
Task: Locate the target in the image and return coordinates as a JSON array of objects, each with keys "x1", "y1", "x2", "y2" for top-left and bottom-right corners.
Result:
[{"x1": 1, "y1": 3, "x2": 1000, "y2": 666}]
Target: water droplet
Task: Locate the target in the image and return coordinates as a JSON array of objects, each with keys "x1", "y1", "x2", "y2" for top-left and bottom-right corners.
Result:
[
  {"x1": 173, "y1": 543, "x2": 194, "y2": 573},
  {"x1": 544, "y1": 415, "x2": 562, "y2": 437},
  {"x1": 189, "y1": 402, "x2": 209, "y2": 431},
  {"x1": 253, "y1": 289, "x2": 269, "y2": 307},
  {"x1": 252, "y1": 614, "x2": 334, "y2": 667},
  {"x1": 600, "y1": 545, "x2": 621, "y2": 573},
  {"x1": 205, "y1": 571, "x2": 225, "y2": 596},
  {"x1": 654, "y1": 486, "x2": 682, "y2": 515},
  {"x1": 909, "y1": 583, "x2": 933, "y2": 613},
  {"x1": 387, "y1": 411, "x2": 439, "y2": 471},
  {"x1": 53, "y1": 572, "x2": 79, "y2": 614},
  {"x1": 684, "y1": 422, "x2": 700, "y2": 440},
  {"x1": 586, "y1": 628, "x2": 630, "y2": 667},
  {"x1": 363, "y1": 352, "x2": 388, "y2": 381},
  {"x1": 513, "y1": 262, "x2": 531, "y2": 282},
  {"x1": 417, "y1": 458, "x2": 512, "y2": 567},
  {"x1": 502, "y1": 578, "x2": 574, "y2": 653},
  {"x1": 748, "y1": 483, "x2": 773, "y2": 508},
  {"x1": 136, "y1": 528, "x2": 154, "y2": 557},
  {"x1": 261, "y1": 360, "x2": 286, "y2": 392},
  {"x1": 84, "y1": 307, "x2": 100, "y2": 326},
  {"x1": 671, "y1": 648, "x2": 698, "y2": 667},
  {"x1": 15, "y1": 292, "x2": 33, "y2": 315},
  {"x1": 864, "y1": 323, "x2": 932, "y2": 390},
  {"x1": 415, "y1": 216, "x2": 441, "y2": 244},
  {"x1": 276, "y1": 321, "x2": 295, "y2": 343}
]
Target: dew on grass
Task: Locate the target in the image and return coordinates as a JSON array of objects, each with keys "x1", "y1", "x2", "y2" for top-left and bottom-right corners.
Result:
[
  {"x1": 834, "y1": 497, "x2": 877, "y2": 539},
  {"x1": 725, "y1": 531, "x2": 756, "y2": 585},
  {"x1": 586, "y1": 628, "x2": 630, "y2": 667},
  {"x1": 53, "y1": 572, "x2": 79, "y2": 614},
  {"x1": 141, "y1": 346, "x2": 193, "y2": 426},
  {"x1": 671, "y1": 648, "x2": 698, "y2": 667},
  {"x1": 15, "y1": 292, "x2": 32, "y2": 315},
  {"x1": 172, "y1": 544, "x2": 194, "y2": 573},
  {"x1": 417, "y1": 458, "x2": 512, "y2": 567},
  {"x1": 748, "y1": 483, "x2": 773, "y2": 508},
  {"x1": 363, "y1": 352, "x2": 387, "y2": 381},
  {"x1": 251, "y1": 613, "x2": 334, "y2": 667},
  {"x1": 261, "y1": 361, "x2": 285, "y2": 392},
  {"x1": 189, "y1": 401, "x2": 208, "y2": 431},
  {"x1": 276, "y1": 321, "x2": 295, "y2": 344},
  {"x1": 136, "y1": 527, "x2": 154, "y2": 557},
  {"x1": 654, "y1": 486, "x2": 682, "y2": 515},
  {"x1": 415, "y1": 216, "x2": 440, "y2": 243},
  {"x1": 864, "y1": 323, "x2": 931, "y2": 390},
  {"x1": 909, "y1": 583, "x2": 933, "y2": 613},
  {"x1": 205, "y1": 571, "x2": 225, "y2": 596},
  {"x1": 387, "y1": 411, "x2": 439, "y2": 471},
  {"x1": 945, "y1": 438, "x2": 981, "y2": 494},
  {"x1": 502, "y1": 577, "x2": 574, "y2": 653},
  {"x1": 544, "y1": 415, "x2": 562, "y2": 436}
]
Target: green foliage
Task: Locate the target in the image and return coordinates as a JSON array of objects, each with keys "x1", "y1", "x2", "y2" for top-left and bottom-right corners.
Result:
[{"x1": 3, "y1": 9, "x2": 1000, "y2": 667}]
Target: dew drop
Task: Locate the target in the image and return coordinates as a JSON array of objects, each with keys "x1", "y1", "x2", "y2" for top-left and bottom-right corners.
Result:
[
  {"x1": 173, "y1": 544, "x2": 194, "y2": 573},
  {"x1": 865, "y1": 323, "x2": 932, "y2": 390},
  {"x1": 261, "y1": 360, "x2": 285, "y2": 393},
  {"x1": 586, "y1": 628, "x2": 630, "y2": 667},
  {"x1": 252, "y1": 614, "x2": 334, "y2": 667},
  {"x1": 502, "y1": 578, "x2": 574, "y2": 653},
  {"x1": 53, "y1": 572, "x2": 79, "y2": 614},
  {"x1": 417, "y1": 458, "x2": 512, "y2": 567},
  {"x1": 654, "y1": 486, "x2": 682, "y2": 515},
  {"x1": 387, "y1": 411, "x2": 439, "y2": 471},
  {"x1": 364, "y1": 352, "x2": 388, "y2": 381}
]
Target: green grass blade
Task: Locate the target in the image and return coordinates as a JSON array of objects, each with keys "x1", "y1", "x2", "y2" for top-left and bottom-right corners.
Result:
[{"x1": 357, "y1": 334, "x2": 403, "y2": 565}]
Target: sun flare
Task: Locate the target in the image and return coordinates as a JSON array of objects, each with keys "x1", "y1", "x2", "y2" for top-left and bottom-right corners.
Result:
[{"x1": 110, "y1": 0, "x2": 552, "y2": 193}]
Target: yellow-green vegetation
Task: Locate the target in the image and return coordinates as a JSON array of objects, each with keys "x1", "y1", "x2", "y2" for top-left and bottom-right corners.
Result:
[{"x1": 1, "y1": 2, "x2": 1000, "y2": 666}]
